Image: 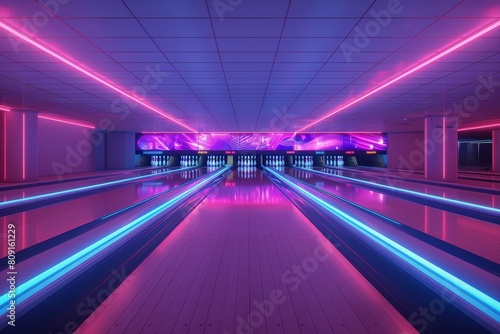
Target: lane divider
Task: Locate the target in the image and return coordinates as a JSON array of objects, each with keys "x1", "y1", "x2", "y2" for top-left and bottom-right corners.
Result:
[
  {"x1": 294, "y1": 166, "x2": 500, "y2": 217},
  {"x1": 0, "y1": 167, "x2": 195, "y2": 210},
  {"x1": 0, "y1": 170, "x2": 210, "y2": 269},
  {"x1": 0, "y1": 166, "x2": 231, "y2": 316},
  {"x1": 264, "y1": 166, "x2": 500, "y2": 326},
  {"x1": 284, "y1": 169, "x2": 499, "y2": 275}
]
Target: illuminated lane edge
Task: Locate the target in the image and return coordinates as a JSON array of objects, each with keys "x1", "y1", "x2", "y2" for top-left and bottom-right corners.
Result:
[
  {"x1": 296, "y1": 167, "x2": 500, "y2": 216},
  {"x1": 0, "y1": 166, "x2": 231, "y2": 314},
  {"x1": 264, "y1": 167, "x2": 500, "y2": 323},
  {"x1": 0, "y1": 166, "x2": 195, "y2": 209}
]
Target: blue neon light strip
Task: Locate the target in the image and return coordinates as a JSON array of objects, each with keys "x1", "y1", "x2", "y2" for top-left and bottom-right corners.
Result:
[
  {"x1": 297, "y1": 167, "x2": 500, "y2": 216},
  {"x1": 265, "y1": 166, "x2": 500, "y2": 323},
  {"x1": 290, "y1": 175, "x2": 403, "y2": 227},
  {"x1": 0, "y1": 166, "x2": 230, "y2": 313},
  {"x1": 0, "y1": 167, "x2": 191, "y2": 209}
]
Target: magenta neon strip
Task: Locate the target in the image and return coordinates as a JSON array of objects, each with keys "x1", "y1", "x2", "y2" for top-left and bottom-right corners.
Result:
[
  {"x1": 22, "y1": 113, "x2": 26, "y2": 180},
  {"x1": 0, "y1": 21, "x2": 197, "y2": 133},
  {"x1": 458, "y1": 123, "x2": 500, "y2": 131},
  {"x1": 3, "y1": 113, "x2": 6, "y2": 180},
  {"x1": 38, "y1": 115, "x2": 95, "y2": 129},
  {"x1": 297, "y1": 20, "x2": 500, "y2": 132}
]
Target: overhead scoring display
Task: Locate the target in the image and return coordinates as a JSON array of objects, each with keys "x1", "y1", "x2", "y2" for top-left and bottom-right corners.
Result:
[{"x1": 136, "y1": 133, "x2": 387, "y2": 152}]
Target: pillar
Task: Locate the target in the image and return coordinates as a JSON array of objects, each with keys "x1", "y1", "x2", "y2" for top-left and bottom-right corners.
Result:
[
  {"x1": 493, "y1": 129, "x2": 500, "y2": 172},
  {"x1": 424, "y1": 115, "x2": 457, "y2": 181},
  {"x1": 387, "y1": 132, "x2": 425, "y2": 171},
  {"x1": 106, "y1": 132, "x2": 135, "y2": 169},
  {"x1": 1, "y1": 109, "x2": 38, "y2": 182},
  {"x1": 94, "y1": 130, "x2": 106, "y2": 171}
]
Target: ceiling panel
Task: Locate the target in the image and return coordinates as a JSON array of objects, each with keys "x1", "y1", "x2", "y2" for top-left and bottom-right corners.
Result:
[
  {"x1": 64, "y1": 18, "x2": 148, "y2": 38},
  {"x1": 139, "y1": 18, "x2": 213, "y2": 38},
  {"x1": 288, "y1": 0, "x2": 373, "y2": 18},
  {"x1": 0, "y1": 0, "x2": 498, "y2": 133},
  {"x1": 283, "y1": 18, "x2": 358, "y2": 37}
]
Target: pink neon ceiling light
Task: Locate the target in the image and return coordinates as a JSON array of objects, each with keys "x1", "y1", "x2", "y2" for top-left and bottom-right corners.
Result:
[
  {"x1": 0, "y1": 20, "x2": 197, "y2": 133},
  {"x1": 38, "y1": 115, "x2": 95, "y2": 129},
  {"x1": 297, "y1": 19, "x2": 500, "y2": 133},
  {"x1": 0, "y1": 105, "x2": 94, "y2": 129},
  {"x1": 458, "y1": 123, "x2": 500, "y2": 131}
]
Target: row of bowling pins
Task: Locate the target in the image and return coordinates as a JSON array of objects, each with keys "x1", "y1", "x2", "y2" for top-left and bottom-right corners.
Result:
[
  {"x1": 207, "y1": 155, "x2": 226, "y2": 166},
  {"x1": 238, "y1": 155, "x2": 256, "y2": 167},
  {"x1": 151, "y1": 156, "x2": 169, "y2": 167},
  {"x1": 265, "y1": 155, "x2": 285, "y2": 167},
  {"x1": 293, "y1": 156, "x2": 314, "y2": 167},
  {"x1": 180, "y1": 156, "x2": 199, "y2": 167},
  {"x1": 324, "y1": 156, "x2": 344, "y2": 167}
]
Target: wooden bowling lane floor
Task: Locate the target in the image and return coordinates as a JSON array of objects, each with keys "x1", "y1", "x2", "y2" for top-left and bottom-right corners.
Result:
[{"x1": 77, "y1": 170, "x2": 417, "y2": 334}]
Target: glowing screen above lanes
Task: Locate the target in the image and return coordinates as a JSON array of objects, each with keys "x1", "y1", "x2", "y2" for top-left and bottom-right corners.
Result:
[{"x1": 136, "y1": 133, "x2": 387, "y2": 151}]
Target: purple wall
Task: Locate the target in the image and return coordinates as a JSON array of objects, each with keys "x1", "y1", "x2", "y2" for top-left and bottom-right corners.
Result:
[
  {"x1": 387, "y1": 132, "x2": 425, "y2": 171},
  {"x1": 37, "y1": 118, "x2": 97, "y2": 177}
]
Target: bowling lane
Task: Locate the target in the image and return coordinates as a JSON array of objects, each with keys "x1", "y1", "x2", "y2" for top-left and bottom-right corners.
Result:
[
  {"x1": 459, "y1": 170, "x2": 500, "y2": 180},
  {"x1": 336, "y1": 166, "x2": 500, "y2": 190},
  {"x1": 0, "y1": 165, "x2": 170, "y2": 191},
  {"x1": 0, "y1": 168, "x2": 207, "y2": 256},
  {"x1": 306, "y1": 166, "x2": 500, "y2": 208},
  {"x1": 77, "y1": 169, "x2": 417, "y2": 334},
  {"x1": 0, "y1": 166, "x2": 183, "y2": 202},
  {"x1": 285, "y1": 167, "x2": 500, "y2": 264}
]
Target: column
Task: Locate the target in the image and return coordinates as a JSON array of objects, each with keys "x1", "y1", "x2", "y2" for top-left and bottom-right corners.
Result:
[
  {"x1": 387, "y1": 132, "x2": 425, "y2": 171},
  {"x1": 1, "y1": 109, "x2": 38, "y2": 182},
  {"x1": 424, "y1": 115, "x2": 458, "y2": 181},
  {"x1": 106, "y1": 132, "x2": 136, "y2": 169},
  {"x1": 94, "y1": 130, "x2": 106, "y2": 171},
  {"x1": 493, "y1": 129, "x2": 500, "y2": 172}
]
